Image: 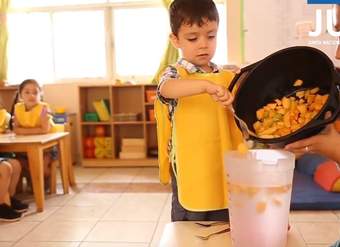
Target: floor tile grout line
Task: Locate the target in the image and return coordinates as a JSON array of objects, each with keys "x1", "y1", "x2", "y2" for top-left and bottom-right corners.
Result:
[
  {"x1": 78, "y1": 189, "x2": 125, "y2": 243},
  {"x1": 13, "y1": 217, "x2": 45, "y2": 245},
  {"x1": 293, "y1": 222, "x2": 308, "y2": 245},
  {"x1": 295, "y1": 221, "x2": 340, "y2": 245},
  {"x1": 148, "y1": 193, "x2": 171, "y2": 247},
  {"x1": 77, "y1": 218, "x2": 101, "y2": 244}
]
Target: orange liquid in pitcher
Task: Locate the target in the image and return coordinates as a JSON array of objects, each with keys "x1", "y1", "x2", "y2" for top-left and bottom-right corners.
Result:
[{"x1": 228, "y1": 183, "x2": 292, "y2": 247}]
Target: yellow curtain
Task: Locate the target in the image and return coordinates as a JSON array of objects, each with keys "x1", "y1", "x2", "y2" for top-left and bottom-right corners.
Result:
[
  {"x1": 0, "y1": 0, "x2": 9, "y2": 84},
  {"x1": 151, "y1": 0, "x2": 178, "y2": 84}
]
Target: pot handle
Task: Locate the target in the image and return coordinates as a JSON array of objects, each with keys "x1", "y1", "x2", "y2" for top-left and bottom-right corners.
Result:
[
  {"x1": 228, "y1": 61, "x2": 261, "y2": 92},
  {"x1": 334, "y1": 68, "x2": 340, "y2": 86}
]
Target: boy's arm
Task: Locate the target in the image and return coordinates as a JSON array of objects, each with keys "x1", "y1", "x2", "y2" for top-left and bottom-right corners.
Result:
[
  {"x1": 159, "y1": 78, "x2": 213, "y2": 99},
  {"x1": 157, "y1": 65, "x2": 234, "y2": 107},
  {"x1": 160, "y1": 78, "x2": 233, "y2": 108}
]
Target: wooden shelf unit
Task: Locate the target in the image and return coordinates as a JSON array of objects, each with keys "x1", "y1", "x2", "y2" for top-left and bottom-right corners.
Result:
[
  {"x1": 0, "y1": 86, "x2": 18, "y2": 112},
  {"x1": 79, "y1": 84, "x2": 158, "y2": 167}
]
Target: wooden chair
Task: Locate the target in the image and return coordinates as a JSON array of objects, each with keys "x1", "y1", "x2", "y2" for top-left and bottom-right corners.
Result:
[
  {"x1": 49, "y1": 160, "x2": 57, "y2": 194},
  {"x1": 49, "y1": 123, "x2": 76, "y2": 194},
  {"x1": 16, "y1": 122, "x2": 75, "y2": 195}
]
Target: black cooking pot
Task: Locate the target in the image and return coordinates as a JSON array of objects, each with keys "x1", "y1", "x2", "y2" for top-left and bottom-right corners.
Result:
[{"x1": 228, "y1": 46, "x2": 340, "y2": 145}]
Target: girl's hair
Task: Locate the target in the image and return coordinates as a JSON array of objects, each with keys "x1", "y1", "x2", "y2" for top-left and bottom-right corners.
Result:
[
  {"x1": 169, "y1": 0, "x2": 219, "y2": 36},
  {"x1": 9, "y1": 79, "x2": 41, "y2": 130}
]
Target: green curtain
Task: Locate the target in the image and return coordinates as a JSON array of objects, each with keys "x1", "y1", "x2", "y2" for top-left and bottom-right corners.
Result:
[
  {"x1": 0, "y1": 0, "x2": 9, "y2": 84},
  {"x1": 151, "y1": 0, "x2": 178, "y2": 84}
]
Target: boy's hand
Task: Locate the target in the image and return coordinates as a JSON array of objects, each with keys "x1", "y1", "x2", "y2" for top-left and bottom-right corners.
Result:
[{"x1": 206, "y1": 83, "x2": 234, "y2": 107}]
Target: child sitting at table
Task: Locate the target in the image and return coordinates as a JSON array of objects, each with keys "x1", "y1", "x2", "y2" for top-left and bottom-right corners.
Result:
[
  {"x1": 0, "y1": 157, "x2": 29, "y2": 222},
  {"x1": 10, "y1": 79, "x2": 58, "y2": 186},
  {"x1": 0, "y1": 105, "x2": 11, "y2": 134}
]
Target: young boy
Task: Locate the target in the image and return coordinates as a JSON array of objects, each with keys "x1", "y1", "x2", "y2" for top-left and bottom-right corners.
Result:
[
  {"x1": 155, "y1": 0, "x2": 243, "y2": 221},
  {"x1": 0, "y1": 158, "x2": 29, "y2": 222}
]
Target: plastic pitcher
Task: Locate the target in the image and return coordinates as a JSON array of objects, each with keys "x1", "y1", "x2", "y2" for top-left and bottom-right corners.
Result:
[{"x1": 225, "y1": 149, "x2": 295, "y2": 247}]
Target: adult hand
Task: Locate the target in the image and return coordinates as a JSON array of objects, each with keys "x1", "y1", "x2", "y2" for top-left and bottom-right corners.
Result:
[{"x1": 284, "y1": 113, "x2": 340, "y2": 162}]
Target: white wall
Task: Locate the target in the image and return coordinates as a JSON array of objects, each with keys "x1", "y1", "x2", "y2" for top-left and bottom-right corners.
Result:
[
  {"x1": 43, "y1": 83, "x2": 78, "y2": 113},
  {"x1": 243, "y1": 0, "x2": 338, "y2": 65}
]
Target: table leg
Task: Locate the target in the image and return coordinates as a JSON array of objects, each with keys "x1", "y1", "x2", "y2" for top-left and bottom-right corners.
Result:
[
  {"x1": 65, "y1": 134, "x2": 76, "y2": 186},
  {"x1": 58, "y1": 137, "x2": 69, "y2": 194},
  {"x1": 27, "y1": 146, "x2": 45, "y2": 212}
]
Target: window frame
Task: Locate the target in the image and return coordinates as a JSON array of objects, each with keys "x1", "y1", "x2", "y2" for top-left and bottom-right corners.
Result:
[{"x1": 8, "y1": 0, "x2": 234, "y2": 84}]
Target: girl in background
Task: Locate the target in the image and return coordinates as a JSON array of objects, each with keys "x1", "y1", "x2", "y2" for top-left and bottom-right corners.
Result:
[{"x1": 10, "y1": 79, "x2": 57, "y2": 180}]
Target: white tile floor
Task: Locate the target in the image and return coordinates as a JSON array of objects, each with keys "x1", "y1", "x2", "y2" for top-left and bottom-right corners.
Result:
[{"x1": 0, "y1": 166, "x2": 339, "y2": 247}]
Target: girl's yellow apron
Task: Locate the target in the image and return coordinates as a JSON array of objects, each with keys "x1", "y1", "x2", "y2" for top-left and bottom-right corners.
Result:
[
  {"x1": 155, "y1": 67, "x2": 243, "y2": 211},
  {"x1": 0, "y1": 109, "x2": 10, "y2": 133},
  {"x1": 14, "y1": 102, "x2": 63, "y2": 132}
]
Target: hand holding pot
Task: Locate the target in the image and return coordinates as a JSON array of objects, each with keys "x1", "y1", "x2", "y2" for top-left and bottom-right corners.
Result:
[{"x1": 285, "y1": 112, "x2": 340, "y2": 162}]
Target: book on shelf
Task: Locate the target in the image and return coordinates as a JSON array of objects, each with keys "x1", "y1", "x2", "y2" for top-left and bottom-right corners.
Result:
[
  {"x1": 119, "y1": 152, "x2": 146, "y2": 159},
  {"x1": 121, "y1": 138, "x2": 145, "y2": 146}
]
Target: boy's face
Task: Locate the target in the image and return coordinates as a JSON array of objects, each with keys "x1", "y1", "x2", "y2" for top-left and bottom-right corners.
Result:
[{"x1": 171, "y1": 19, "x2": 218, "y2": 71}]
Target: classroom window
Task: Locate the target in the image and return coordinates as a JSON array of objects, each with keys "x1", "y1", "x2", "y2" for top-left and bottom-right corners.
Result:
[
  {"x1": 113, "y1": 7, "x2": 170, "y2": 77},
  {"x1": 7, "y1": 13, "x2": 54, "y2": 83},
  {"x1": 7, "y1": 1, "x2": 227, "y2": 84},
  {"x1": 53, "y1": 11, "x2": 106, "y2": 79}
]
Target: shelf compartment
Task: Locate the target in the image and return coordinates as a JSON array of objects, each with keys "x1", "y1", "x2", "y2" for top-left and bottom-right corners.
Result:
[
  {"x1": 144, "y1": 85, "x2": 157, "y2": 103},
  {"x1": 79, "y1": 86, "x2": 111, "y2": 122},
  {"x1": 146, "y1": 124, "x2": 157, "y2": 159},
  {"x1": 112, "y1": 86, "x2": 144, "y2": 121},
  {"x1": 114, "y1": 125, "x2": 145, "y2": 158},
  {"x1": 81, "y1": 125, "x2": 113, "y2": 159},
  {"x1": 145, "y1": 104, "x2": 155, "y2": 122}
]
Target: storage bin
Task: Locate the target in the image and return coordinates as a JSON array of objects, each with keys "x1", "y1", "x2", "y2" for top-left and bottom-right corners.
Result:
[{"x1": 146, "y1": 90, "x2": 156, "y2": 103}]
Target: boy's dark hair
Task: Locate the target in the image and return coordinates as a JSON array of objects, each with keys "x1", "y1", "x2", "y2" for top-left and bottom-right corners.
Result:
[
  {"x1": 9, "y1": 79, "x2": 41, "y2": 130},
  {"x1": 169, "y1": 0, "x2": 219, "y2": 36}
]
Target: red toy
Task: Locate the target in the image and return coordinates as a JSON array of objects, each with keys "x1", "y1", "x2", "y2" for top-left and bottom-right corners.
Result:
[
  {"x1": 95, "y1": 125, "x2": 106, "y2": 137},
  {"x1": 84, "y1": 137, "x2": 95, "y2": 148}
]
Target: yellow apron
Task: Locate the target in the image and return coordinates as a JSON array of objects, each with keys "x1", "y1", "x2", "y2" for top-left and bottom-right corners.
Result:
[
  {"x1": 155, "y1": 67, "x2": 243, "y2": 211},
  {"x1": 14, "y1": 102, "x2": 63, "y2": 133},
  {"x1": 0, "y1": 109, "x2": 10, "y2": 133}
]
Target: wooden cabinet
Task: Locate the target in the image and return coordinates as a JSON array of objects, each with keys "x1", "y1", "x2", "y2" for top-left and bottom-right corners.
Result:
[
  {"x1": 79, "y1": 84, "x2": 158, "y2": 167},
  {"x1": 0, "y1": 86, "x2": 18, "y2": 112}
]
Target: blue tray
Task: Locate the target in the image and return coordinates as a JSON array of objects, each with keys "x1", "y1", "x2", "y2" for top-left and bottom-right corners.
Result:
[{"x1": 291, "y1": 170, "x2": 340, "y2": 210}]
